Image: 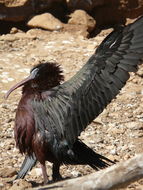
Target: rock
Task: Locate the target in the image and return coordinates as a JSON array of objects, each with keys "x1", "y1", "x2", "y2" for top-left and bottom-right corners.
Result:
[
  {"x1": 63, "y1": 24, "x2": 89, "y2": 37},
  {"x1": 110, "y1": 128, "x2": 125, "y2": 135},
  {"x1": 0, "y1": 167, "x2": 17, "y2": 177},
  {"x1": 68, "y1": 10, "x2": 96, "y2": 32},
  {"x1": 110, "y1": 149, "x2": 117, "y2": 155},
  {"x1": 9, "y1": 179, "x2": 32, "y2": 190},
  {"x1": 71, "y1": 170, "x2": 80, "y2": 177},
  {"x1": 0, "y1": 183, "x2": 4, "y2": 188},
  {"x1": 125, "y1": 122, "x2": 142, "y2": 130},
  {"x1": 27, "y1": 13, "x2": 64, "y2": 31},
  {"x1": 137, "y1": 66, "x2": 143, "y2": 77},
  {"x1": 30, "y1": 167, "x2": 42, "y2": 177},
  {"x1": 10, "y1": 27, "x2": 20, "y2": 34},
  {"x1": 107, "y1": 154, "x2": 120, "y2": 162}
]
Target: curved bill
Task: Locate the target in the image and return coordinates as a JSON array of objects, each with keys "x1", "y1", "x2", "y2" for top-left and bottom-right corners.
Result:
[{"x1": 5, "y1": 69, "x2": 38, "y2": 99}]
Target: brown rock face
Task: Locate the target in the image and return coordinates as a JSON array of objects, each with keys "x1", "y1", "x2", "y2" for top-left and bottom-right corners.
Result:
[
  {"x1": 93, "y1": 0, "x2": 143, "y2": 27},
  {"x1": 68, "y1": 0, "x2": 143, "y2": 27},
  {"x1": 0, "y1": 0, "x2": 33, "y2": 21},
  {"x1": 0, "y1": 0, "x2": 66, "y2": 22},
  {"x1": 0, "y1": 0, "x2": 143, "y2": 32},
  {"x1": 67, "y1": 0, "x2": 104, "y2": 11}
]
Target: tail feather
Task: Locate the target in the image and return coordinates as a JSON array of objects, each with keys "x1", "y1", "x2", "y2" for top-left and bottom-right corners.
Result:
[
  {"x1": 15, "y1": 140, "x2": 114, "y2": 180},
  {"x1": 65, "y1": 140, "x2": 115, "y2": 170},
  {"x1": 15, "y1": 153, "x2": 37, "y2": 179}
]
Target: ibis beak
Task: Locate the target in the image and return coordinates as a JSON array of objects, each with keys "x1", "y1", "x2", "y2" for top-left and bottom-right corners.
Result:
[{"x1": 5, "y1": 69, "x2": 38, "y2": 99}]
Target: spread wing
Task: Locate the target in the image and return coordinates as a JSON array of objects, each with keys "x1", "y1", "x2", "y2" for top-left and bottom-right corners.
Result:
[{"x1": 32, "y1": 16, "x2": 143, "y2": 148}]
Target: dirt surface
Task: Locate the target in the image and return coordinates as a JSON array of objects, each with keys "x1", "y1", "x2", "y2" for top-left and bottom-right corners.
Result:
[{"x1": 0, "y1": 26, "x2": 143, "y2": 190}]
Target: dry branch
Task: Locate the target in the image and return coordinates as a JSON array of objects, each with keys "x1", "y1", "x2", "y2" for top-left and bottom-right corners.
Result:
[{"x1": 32, "y1": 153, "x2": 143, "y2": 190}]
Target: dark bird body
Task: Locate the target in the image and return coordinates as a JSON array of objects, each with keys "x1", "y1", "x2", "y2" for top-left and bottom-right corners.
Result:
[{"x1": 6, "y1": 16, "x2": 143, "y2": 183}]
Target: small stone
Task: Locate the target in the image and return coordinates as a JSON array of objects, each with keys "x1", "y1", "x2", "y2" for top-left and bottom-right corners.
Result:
[
  {"x1": 71, "y1": 170, "x2": 80, "y2": 177},
  {"x1": 0, "y1": 167, "x2": 17, "y2": 177},
  {"x1": 30, "y1": 168, "x2": 42, "y2": 177},
  {"x1": 110, "y1": 149, "x2": 117, "y2": 155},
  {"x1": 89, "y1": 140, "x2": 95, "y2": 144},
  {"x1": 1, "y1": 90, "x2": 8, "y2": 94},
  {"x1": 125, "y1": 122, "x2": 141, "y2": 130},
  {"x1": 110, "y1": 128, "x2": 124, "y2": 135},
  {"x1": 107, "y1": 155, "x2": 116, "y2": 162},
  {"x1": 1, "y1": 72, "x2": 9, "y2": 75},
  {"x1": 0, "y1": 183, "x2": 4, "y2": 188},
  {"x1": 10, "y1": 27, "x2": 19, "y2": 34},
  {"x1": 1, "y1": 104, "x2": 8, "y2": 109},
  {"x1": 9, "y1": 179, "x2": 32, "y2": 190},
  {"x1": 2, "y1": 79, "x2": 8, "y2": 83},
  {"x1": 7, "y1": 78, "x2": 14, "y2": 81}
]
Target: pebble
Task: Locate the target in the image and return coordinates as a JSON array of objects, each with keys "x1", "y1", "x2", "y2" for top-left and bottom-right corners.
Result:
[
  {"x1": 17, "y1": 68, "x2": 30, "y2": 73},
  {"x1": 0, "y1": 183, "x2": 4, "y2": 188},
  {"x1": 10, "y1": 179, "x2": 32, "y2": 190},
  {"x1": 71, "y1": 171, "x2": 80, "y2": 177},
  {"x1": 2, "y1": 79, "x2": 8, "y2": 83},
  {"x1": 62, "y1": 40, "x2": 72, "y2": 44},
  {"x1": 10, "y1": 27, "x2": 19, "y2": 34},
  {"x1": 110, "y1": 149, "x2": 117, "y2": 155},
  {"x1": 125, "y1": 122, "x2": 141, "y2": 130},
  {"x1": 0, "y1": 167, "x2": 17, "y2": 177},
  {"x1": 31, "y1": 168, "x2": 42, "y2": 176},
  {"x1": 1, "y1": 72, "x2": 9, "y2": 75},
  {"x1": 7, "y1": 78, "x2": 14, "y2": 81},
  {"x1": 1, "y1": 104, "x2": 9, "y2": 109},
  {"x1": 1, "y1": 90, "x2": 8, "y2": 94},
  {"x1": 89, "y1": 140, "x2": 95, "y2": 144}
]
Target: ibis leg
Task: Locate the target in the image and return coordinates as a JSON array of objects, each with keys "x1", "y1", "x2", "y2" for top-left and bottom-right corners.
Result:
[
  {"x1": 52, "y1": 163, "x2": 62, "y2": 182},
  {"x1": 41, "y1": 163, "x2": 49, "y2": 184}
]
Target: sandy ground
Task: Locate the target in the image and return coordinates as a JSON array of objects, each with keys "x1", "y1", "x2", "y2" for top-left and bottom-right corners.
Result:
[{"x1": 0, "y1": 27, "x2": 143, "y2": 190}]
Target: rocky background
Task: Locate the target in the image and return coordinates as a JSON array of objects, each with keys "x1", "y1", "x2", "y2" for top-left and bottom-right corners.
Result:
[
  {"x1": 0, "y1": 0, "x2": 143, "y2": 35},
  {"x1": 0, "y1": 0, "x2": 143, "y2": 190}
]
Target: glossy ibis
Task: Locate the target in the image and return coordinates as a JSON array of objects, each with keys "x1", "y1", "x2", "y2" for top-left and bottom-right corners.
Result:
[{"x1": 6, "y1": 16, "x2": 143, "y2": 183}]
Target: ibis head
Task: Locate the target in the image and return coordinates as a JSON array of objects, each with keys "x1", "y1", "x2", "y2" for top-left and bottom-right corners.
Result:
[{"x1": 5, "y1": 62, "x2": 64, "y2": 99}]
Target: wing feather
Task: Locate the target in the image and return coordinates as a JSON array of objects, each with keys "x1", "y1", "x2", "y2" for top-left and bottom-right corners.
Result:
[{"x1": 33, "y1": 16, "x2": 143, "y2": 148}]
